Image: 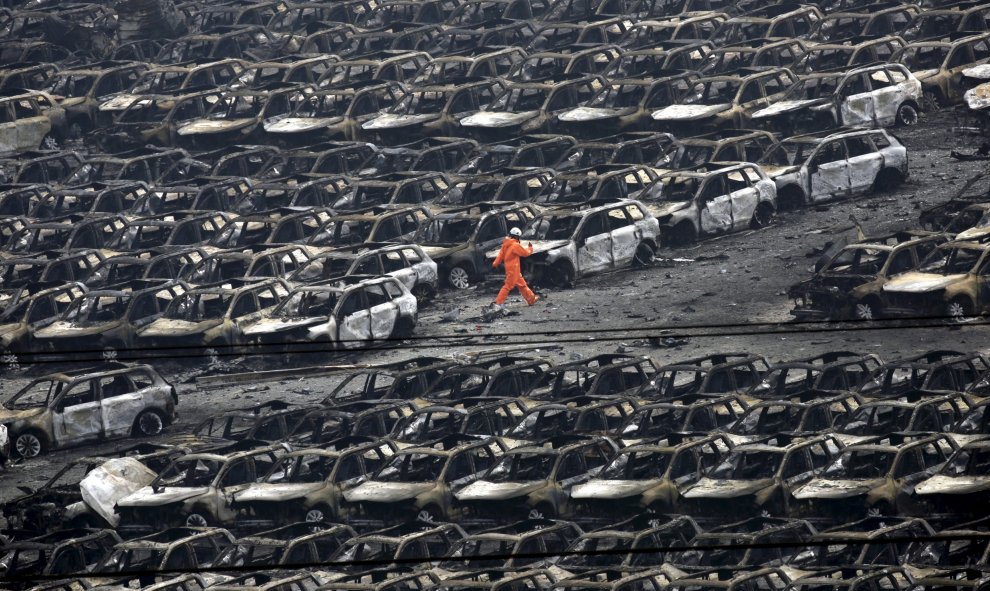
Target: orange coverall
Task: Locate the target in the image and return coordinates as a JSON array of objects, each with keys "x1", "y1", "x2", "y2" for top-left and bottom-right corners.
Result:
[{"x1": 492, "y1": 236, "x2": 537, "y2": 305}]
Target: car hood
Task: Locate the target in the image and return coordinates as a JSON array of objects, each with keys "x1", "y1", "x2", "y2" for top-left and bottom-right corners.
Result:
[
  {"x1": 915, "y1": 475, "x2": 990, "y2": 495},
  {"x1": 751, "y1": 99, "x2": 826, "y2": 119},
  {"x1": 264, "y1": 117, "x2": 342, "y2": 133},
  {"x1": 455, "y1": 480, "x2": 546, "y2": 501},
  {"x1": 485, "y1": 240, "x2": 569, "y2": 259},
  {"x1": 140, "y1": 318, "x2": 220, "y2": 337},
  {"x1": 99, "y1": 94, "x2": 142, "y2": 112},
  {"x1": 965, "y1": 82, "x2": 990, "y2": 111},
  {"x1": 343, "y1": 481, "x2": 434, "y2": 503},
  {"x1": 0, "y1": 406, "x2": 45, "y2": 423},
  {"x1": 792, "y1": 479, "x2": 879, "y2": 499},
  {"x1": 177, "y1": 118, "x2": 256, "y2": 135},
  {"x1": 34, "y1": 321, "x2": 113, "y2": 339},
  {"x1": 419, "y1": 245, "x2": 460, "y2": 259},
  {"x1": 571, "y1": 479, "x2": 660, "y2": 499},
  {"x1": 558, "y1": 106, "x2": 635, "y2": 122},
  {"x1": 81, "y1": 458, "x2": 157, "y2": 527},
  {"x1": 651, "y1": 103, "x2": 730, "y2": 121},
  {"x1": 117, "y1": 486, "x2": 209, "y2": 507},
  {"x1": 0, "y1": 323, "x2": 21, "y2": 337},
  {"x1": 460, "y1": 110, "x2": 539, "y2": 128},
  {"x1": 362, "y1": 113, "x2": 437, "y2": 130},
  {"x1": 954, "y1": 225, "x2": 990, "y2": 241},
  {"x1": 647, "y1": 201, "x2": 691, "y2": 218},
  {"x1": 760, "y1": 164, "x2": 800, "y2": 178},
  {"x1": 912, "y1": 68, "x2": 939, "y2": 81},
  {"x1": 234, "y1": 482, "x2": 327, "y2": 503},
  {"x1": 882, "y1": 273, "x2": 967, "y2": 293},
  {"x1": 241, "y1": 317, "x2": 322, "y2": 336},
  {"x1": 682, "y1": 478, "x2": 772, "y2": 499}
]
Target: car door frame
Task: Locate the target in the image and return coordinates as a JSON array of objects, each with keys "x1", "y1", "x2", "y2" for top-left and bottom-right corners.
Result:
[{"x1": 50, "y1": 378, "x2": 104, "y2": 447}]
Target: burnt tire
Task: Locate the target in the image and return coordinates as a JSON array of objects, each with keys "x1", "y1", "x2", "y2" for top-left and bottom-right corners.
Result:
[
  {"x1": 923, "y1": 90, "x2": 943, "y2": 112},
  {"x1": 896, "y1": 102, "x2": 919, "y2": 126},
  {"x1": 633, "y1": 242, "x2": 656, "y2": 267},
  {"x1": 392, "y1": 317, "x2": 416, "y2": 339},
  {"x1": 872, "y1": 169, "x2": 903, "y2": 193},
  {"x1": 750, "y1": 203, "x2": 774, "y2": 229},
  {"x1": 447, "y1": 265, "x2": 471, "y2": 290},
  {"x1": 528, "y1": 503, "x2": 557, "y2": 519},
  {"x1": 670, "y1": 222, "x2": 696, "y2": 246},
  {"x1": 547, "y1": 261, "x2": 575, "y2": 289},
  {"x1": 411, "y1": 284, "x2": 436, "y2": 301},
  {"x1": 417, "y1": 505, "x2": 443, "y2": 524},
  {"x1": 133, "y1": 410, "x2": 165, "y2": 437},
  {"x1": 13, "y1": 431, "x2": 44, "y2": 459}
]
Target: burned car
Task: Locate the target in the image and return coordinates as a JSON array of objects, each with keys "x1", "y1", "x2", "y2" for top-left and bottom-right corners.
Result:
[
  {"x1": 0, "y1": 282, "x2": 86, "y2": 363},
  {"x1": 651, "y1": 68, "x2": 797, "y2": 133},
  {"x1": 1, "y1": 363, "x2": 178, "y2": 459},
  {"x1": 758, "y1": 128, "x2": 909, "y2": 210},
  {"x1": 243, "y1": 275, "x2": 418, "y2": 354},
  {"x1": 894, "y1": 32, "x2": 990, "y2": 109},
  {"x1": 460, "y1": 75, "x2": 605, "y2": 140},
  {"x1": 343, "y1": 435, "x2": 506, "y2": 524},
  {"x1": 792, "y1": 433, "x2": 957, "y2": 516},
  {"x1": 213, "y1": 522, "x2": 356, "y2": 568},
  {"x1": 508, "y1": 200, "x2": 660, "y2": 287},
  {"x1": 681, "y1": 434, "x2": 841, "y2": 516},
  {"x1": 0, "y1": 90, "x2": 66, "y2": 155},
  {"x1": 262, "y1": 80, "x2": 403, "y2": 143},
  {"x1": 116, "y1": 445, "x2": 288, "y2": 530},
  {"x1": 233, "y1": 439, "x2": 395, "y2": 528},
  {"x1": 651, "y1": 162, "x2": 777, "y2": 245},
  {"x1": 362, "y1": 78, "x2": 506, "y2": 141},
  {"x1": 94, "y1": 527, "x2": 235, "y2": 578},
  {"x1": 289, "y1": 243, "x2": 438, "y2": 298},
  {"x1": 571, "y1": 433, "x2": 732, "y2": 516},
  {"x1": 880, "y1": 238, "x2": 990, "y2": 320},
  {"x1": 135, "y1": 278, "x2": 289, "y2": 353},
  {"x1": 752, "y1": 63, "x2": 923, "y2": 134},
  {"x1": 0, "y1": 528, "x2": 121, "y2": 582},
  {"x1": 915, "y1": 440, "x2": 990, "y2": 517},
  {"x1": 555, "y1": 72, "x2": 699, "y2": 136},
  {"x1": 416, "y1": 203, "x2": 539, "y2": 290},
  {"x1": 455, "y1": 436, "x2": 619, "y2": 521},
  {"x1": 788, "y1": 231, "x2": 948, "y2": 321}
]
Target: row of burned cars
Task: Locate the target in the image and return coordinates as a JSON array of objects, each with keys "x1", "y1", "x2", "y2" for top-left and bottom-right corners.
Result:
[
  {"x1": 787, "y1": 170, "x2": 990, "y2": 321},
  {"x1": 5, "y1": 348, "x2": 990, "y2": 586},
  {"x1": 13, "y1": 0, "x2": 990, "y2": 364}
]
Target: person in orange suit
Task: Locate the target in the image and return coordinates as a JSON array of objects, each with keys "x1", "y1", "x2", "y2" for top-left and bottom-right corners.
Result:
[{"x1": 493, "y1": 227, "x2": 539, "y2": 306}]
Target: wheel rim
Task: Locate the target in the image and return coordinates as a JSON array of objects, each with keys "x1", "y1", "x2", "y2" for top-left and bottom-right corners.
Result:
[
  {"x1": 948, "y1": 301, "x2": 967, "y2": 321},
  {"x1": 417, "y1": 509, "x2": 437, "y2": 523},
  {"x1": 527, "y1": 508, "x2": 545, "y2": 519},
  {"x1": 186, "y1": 513, "x2": 208, "y2": 527},
  {"x1": 855, "y1": 303, "x2": 874, "y2": 321},
  {"x1": 15, "y1": 434, "x2": 41, "y2": 458},
  {"x1": 102, "y1": 347, "x2": 118, "y2": 362},
  {"x1": 924, "y1": 92, "x2": 941, "y2": 111},
  {"x1": 448, "y1": 267, "x2": 470, "y2": 289},
  {"x1": 1, "y1": 351, "x2": 19, "y2": 372},
  {"x1": 898, "y1": 105, "x2": 918, "y2": 125},
  {"x1": 550, "y1": 265, "x2": 573, "y2": 287},
  {"x1": 306, "y1": 508, "x2": 326, "y2": 523},
  {"x1": 138, "y1": 412, "x2": 163, "y2": 436}
]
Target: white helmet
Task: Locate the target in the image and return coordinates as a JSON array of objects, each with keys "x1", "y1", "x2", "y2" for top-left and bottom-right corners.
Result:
[{"x1": 509, "y1": 227, "x2": 522, "y2": 237}]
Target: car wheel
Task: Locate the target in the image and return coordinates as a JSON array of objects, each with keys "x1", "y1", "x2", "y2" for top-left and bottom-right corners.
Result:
[
  {"x1": 896, "y1": 103, "x2": 919, "y2": 126},
  {"x1": 133, "y1": 410, "x2": 165, "y2": 437},
  {"x1": 102, "y1": 346, "x2": 119, "y2": 363},
  {"x1": 947, "y1": 297, "x2": 973, "y2": 323},
  {"x1": 411, "y1": 284, "x2": 435, "y2": 301},
  {"x1": 633, "y1": 242, "x2": 656, "y2": 267},
  {"x1": 528, "y1": 503, "x2": 556, "y2": 519},
  {"x1": 447, "y1": 266, "x2": 471, "y2": 290},
  {"x1": 670, "y1": 222, "x2": 696, "y2": 246},
  {"x1": 547, "y1": 262, "x2": 575, "y2": 289},
  {"x1": 1, "y1": 350, "x2": 19, "y2": 373},
  {"x1": 872, "y1": 169, "x2": 903, "y2": 193},
  {"x1": 923, "y1": 90, "x2": 942, "y2": 112},
  {"x1": 13, "y1": 431, "x2": 44, "y2": 459},
  {"x1": 305, "y1": 505, "x2": 331, "y2": 523},
  {"x1": 185, "y1": 512, "x2": 209, "y2": 527},
  {"x1": 750, "y1": 203, "x2": 774, "y2": 229},
  {"x1": 417, "y1": 505, "x2": 442, "y2": 524},
  {"x1": 853, "y1": 299, "x2": 880, "y2": 321}
]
